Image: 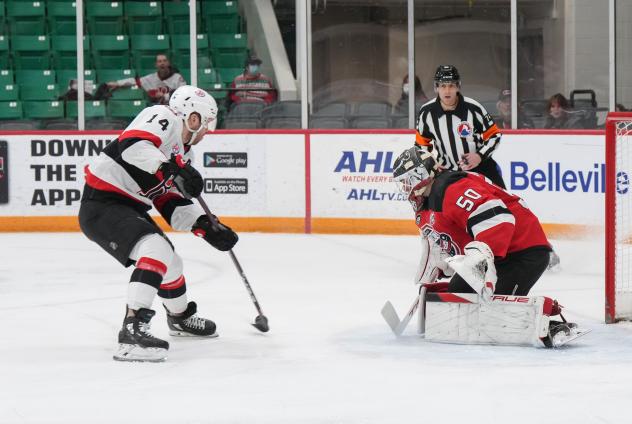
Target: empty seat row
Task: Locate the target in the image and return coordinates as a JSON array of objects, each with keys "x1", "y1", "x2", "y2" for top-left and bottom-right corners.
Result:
[
  {"x1": 0, "y1": 99, "x2": 146, "y2": 120},
  {"x1": 0, "y1": 0, "x2": 241, "y2": 35},
  {"x1": 0, "y1": 33, "x2": 249, "y2": 70},
  {"x1": 221, "y1": 101, "x2": 415, "y2": 129}
]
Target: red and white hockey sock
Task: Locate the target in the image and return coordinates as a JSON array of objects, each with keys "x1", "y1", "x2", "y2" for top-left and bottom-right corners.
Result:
[
  {"x1": 127, "y1": 257, "x2": 166, "y2": 311},
  {"x1": 159, "y1": 275, "x2": 188, "y2": 314}
]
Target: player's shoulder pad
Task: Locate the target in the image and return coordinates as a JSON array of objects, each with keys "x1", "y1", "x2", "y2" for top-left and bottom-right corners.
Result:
[{"x1": 426, "y1": 171, "x2": 468, "y2": 211}]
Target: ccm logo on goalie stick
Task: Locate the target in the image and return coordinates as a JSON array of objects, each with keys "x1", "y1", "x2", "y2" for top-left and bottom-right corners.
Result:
[{"x1": 491, "y1": 295, "x2": 529, "y2": 303}]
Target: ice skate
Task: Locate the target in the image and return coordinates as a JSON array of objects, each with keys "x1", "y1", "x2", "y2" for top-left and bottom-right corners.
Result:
[
  {"x1": 165, "y1": 301, "x2": 218, "y2": 337},
  {"x1": 542, "y1": 319, "x2": 590, "y2": 348},
  {"x1": 113, "y1": 308, "x2": 169, "y2": 362}
]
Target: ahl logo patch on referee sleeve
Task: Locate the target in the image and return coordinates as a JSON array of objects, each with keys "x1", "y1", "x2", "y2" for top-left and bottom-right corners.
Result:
[{"x1": 457, "y1": 122, "x2": 472, "y2": 137}]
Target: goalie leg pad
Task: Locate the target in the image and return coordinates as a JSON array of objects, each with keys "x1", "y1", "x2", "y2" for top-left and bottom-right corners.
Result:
[{"x1": 423, "y1": 293, "x2": 551, "y2": 346}]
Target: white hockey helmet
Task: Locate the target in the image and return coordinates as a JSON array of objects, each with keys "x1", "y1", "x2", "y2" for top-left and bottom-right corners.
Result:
[
  {"x1": 169, "y1": 85, "x2": 218, "y2": 136},
  {"x1": 393, "y1": 147, "x2": 439, "y2": 208}
]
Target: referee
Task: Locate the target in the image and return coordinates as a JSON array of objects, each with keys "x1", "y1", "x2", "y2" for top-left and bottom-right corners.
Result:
[{"x1": 415, "y1": 65, "x2": 505, "y2": 188}]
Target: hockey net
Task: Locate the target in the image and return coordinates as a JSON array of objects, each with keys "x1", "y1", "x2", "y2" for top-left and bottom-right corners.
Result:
[{"x1": 606, "y1": 112, "x2": 632, "y2": 323}]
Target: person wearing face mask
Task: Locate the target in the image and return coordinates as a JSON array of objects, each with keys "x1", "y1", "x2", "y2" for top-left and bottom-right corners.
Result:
[
  {"x1": 107, "y1": 54, "x2": 187, "y2": 105},
  {"x1": 394, "y1": 74, "x2": 428, "y2": 114},
  {"x1": 414, "y1": 65, "x2": 505, "y2": 189},
  {"x1": 78, "y1": 85, "x2": 238, "y2": 362},
  {"x1": 229, "y1": 55, "x2": 277, "y2": 106}
]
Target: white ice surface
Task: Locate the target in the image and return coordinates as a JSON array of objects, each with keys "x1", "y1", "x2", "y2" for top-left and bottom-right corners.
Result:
[{"x1": 1, "y1": 233, "x2": 631, "y2": 424}]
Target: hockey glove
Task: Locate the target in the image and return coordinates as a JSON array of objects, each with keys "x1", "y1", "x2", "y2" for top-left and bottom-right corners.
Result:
[
  {"x1": 445, "y1": 241, "x2": 497, "y2": 302},
  {"x1": 159, "y1": 154, "x2": 204, "y2": 199},
  {"x1": 192, "y1": 215, "x2": 238, "y2": 251}
]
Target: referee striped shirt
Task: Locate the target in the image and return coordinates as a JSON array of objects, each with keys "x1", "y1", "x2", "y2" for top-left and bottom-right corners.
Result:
[{"x1": 415, "y1": 93, "x2": 501, "y2": 171}]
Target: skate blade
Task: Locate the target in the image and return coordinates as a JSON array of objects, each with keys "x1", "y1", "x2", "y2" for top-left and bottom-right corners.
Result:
[
  {"x1": 113, "y1": 343, "x2": 168, "y2": 362},
  {"x1": 169, "y1": 330, "x2": 219, "y2": 338},
  {"x1": 552, "y1": 328, "x2": 592, "y2": 348}
]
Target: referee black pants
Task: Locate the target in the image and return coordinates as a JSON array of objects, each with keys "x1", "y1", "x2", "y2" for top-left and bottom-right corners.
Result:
[{"x1": 472, "y1": 157, "x2": 506, "y2": 189}]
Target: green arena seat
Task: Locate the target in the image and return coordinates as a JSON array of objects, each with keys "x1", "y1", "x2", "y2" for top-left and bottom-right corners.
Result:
[
  {"x1": 86, "y1": 2, "x2": 124, "y2": 35},
  {"x1": 96, "y1": 68, "x2": 135, "y2": 84},
  {"x1": 217, "y1": 67, "x2": 243, "y2": 84},
  {"x1": 0, "y1": 2, "x2": 5, "y2": 34},
  {"x1": 51, "y1": 36, "x2": 91, "y2": 70},
  {"x1": 163, "y1": 1, "x2": 201, "y2": 35},
  {"x1": 202, "y1": 1, "x2": 239, "y2": 15},
  {"x1": 0, "y1": 35, "x2": 9, "y2": 69},
  {"x1": 125, "y1": 1, "x2": 162, "y2": 35},
  {"x1": 110, "y1": 85, "x2": 145, "y2": 100},
  {"x1": 108, "y1": 99, "x2": 146, "y2": 119},
  {"x1": 20, "y1": 84, "x2": 61, "y2": 101},
  {"x1": 210, "y1": 34, "x2": 248, "y2": 68},
  {"x1": 203, "y1": 1, "x2": 241, "y2": 34},
  {"x1": 130, "y1": 34, "x2": 170, "y2": 71},
  {"x1": 212, "y1": 51, "x2": 248, "y2": 69},
  {"x1": 23, "y1": 100, "x2": 64, "y2": 119},
  {"x1": 210, "y1": 33, "x2": 248, "y2": 51},
  {"x1": 56, "y1": 69, "x2": 97, "y2": 90},
  {"x1": 198, "y1": 67, "x2": 222, "y2": 85},
  {"x1": 0, "y1": 84, "x2": 18, "y2": 101},
  {"x1": 47, "y1": 1, "x2": 79, "y2": 35},
  {"x1": 15, "y1": 69, "x2": 56, "y2": 86},
  {"x1": 11, "y1": 35, "x2": 51, "y2": 70},
  {"x1": 0, "y1": 101, "x2": 23, "y2": 120},
  {"x1": 206, "y1": 82, "x2": 227, "y2": 102},
  {"x1": 0, "y1": 69, "x2": 13, "y2": 85},
  {"x1": 171, "y1": 34, "x2": 211, "y2": 70},
  {"x1": 66, "y1": 100, "x2": 107, "y2": 118},
  {"x1": 92, "y1": 35, "x2": 131, "y2": 69},
  {"x1": 7, "y1": 1, "x2": 46, "y2": 35}
]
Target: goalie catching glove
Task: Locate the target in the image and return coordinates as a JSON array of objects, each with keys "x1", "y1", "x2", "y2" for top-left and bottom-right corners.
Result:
[
  {"x1": 444, "y1": 241, "x2": 497, "y2": 301},
  {"x1": 192, "y1": 215, "x2": 238, "y2": 251},
  {"x1": 159, "y1": 154, "x2": 204, "y2": 199}
]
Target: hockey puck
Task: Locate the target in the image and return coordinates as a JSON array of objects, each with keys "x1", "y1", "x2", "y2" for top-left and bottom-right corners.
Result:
[{"x1": 252, "y1": 315, "x2": 269, "y2": 332}]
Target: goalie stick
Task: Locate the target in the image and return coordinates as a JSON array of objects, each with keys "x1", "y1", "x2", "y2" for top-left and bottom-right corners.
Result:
[{"x1": 381, "y1": 286, "x2": 426, "y2": 336}]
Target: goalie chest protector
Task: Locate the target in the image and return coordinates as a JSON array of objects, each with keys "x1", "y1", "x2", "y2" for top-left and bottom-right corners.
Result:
[{"x1": 415, "y1": 171, "x2": 550, "y2": 258}]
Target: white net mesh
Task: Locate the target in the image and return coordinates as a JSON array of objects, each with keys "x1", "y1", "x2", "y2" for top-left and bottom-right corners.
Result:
[{"x1": 615, "y1": 119, "x2": 632, "y2": 320}]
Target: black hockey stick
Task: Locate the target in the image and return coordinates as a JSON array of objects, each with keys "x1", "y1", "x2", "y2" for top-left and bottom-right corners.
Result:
[{"x1": 196, "y1": 196, "x2": 269, "y2": 332}]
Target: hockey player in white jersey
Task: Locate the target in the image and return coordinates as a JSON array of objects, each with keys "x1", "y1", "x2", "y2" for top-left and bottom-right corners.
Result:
[{"x1": 78, "y1": 85, "x2": 238, "y2": 362}]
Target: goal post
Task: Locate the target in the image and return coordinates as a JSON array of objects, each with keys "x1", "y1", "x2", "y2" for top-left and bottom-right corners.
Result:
[{"x1": 605, "y1": 112, "x2": 632, "y2": 323}]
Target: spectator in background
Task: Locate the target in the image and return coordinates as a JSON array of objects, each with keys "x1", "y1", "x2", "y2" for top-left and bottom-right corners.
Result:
[
  {"x1": 616, "y1": 103, "x2": 628, "y2": 112},
  {"x1": 544, "y1": 93, "x2": 583, "y2": 129},
  {"x1": 107, "y1": 54, "x2": 186, "y2": 105},
  {"x1": 495, "y1": 88, "x2": 534, "y2": 129},
  {"x1": 230, "y1": 55, "x2": 277, "y2": 106},
  {"x1": 394, "y1": 74, "x2": 428, "y2": 114}
]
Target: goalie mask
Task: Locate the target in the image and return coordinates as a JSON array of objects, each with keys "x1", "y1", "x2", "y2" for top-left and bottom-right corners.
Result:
[{"x1": 393, "y1": 147, "x2": 438, "y2": 209}]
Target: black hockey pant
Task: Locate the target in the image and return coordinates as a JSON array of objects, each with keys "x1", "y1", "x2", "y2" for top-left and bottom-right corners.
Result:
[{"x1": 447, "y1": 246, "x2": 551, "y2": 296}]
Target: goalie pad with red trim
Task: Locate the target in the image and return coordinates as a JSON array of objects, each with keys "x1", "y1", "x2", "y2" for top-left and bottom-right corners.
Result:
[{"x1": 422, "y1": 292, "x2": 584, "y2": 347}]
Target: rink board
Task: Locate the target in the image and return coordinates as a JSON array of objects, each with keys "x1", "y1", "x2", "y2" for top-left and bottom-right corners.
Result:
[{"x1": 0, "y1": 129, "x2": 610, "y2": 236}]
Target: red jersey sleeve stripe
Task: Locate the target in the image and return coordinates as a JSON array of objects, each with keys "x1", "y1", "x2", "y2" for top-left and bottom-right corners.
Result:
[{"x1": 119, "y1": 129, "x2": 163, "y2": 148}]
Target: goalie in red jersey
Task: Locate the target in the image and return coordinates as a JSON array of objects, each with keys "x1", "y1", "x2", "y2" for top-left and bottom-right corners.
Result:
[
  {"x1": 388, "y1": 147, "x2": 587, "y2": 347},
  {"x1": 393, "y1": 146, "x2": 552, "y2": 298}
]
